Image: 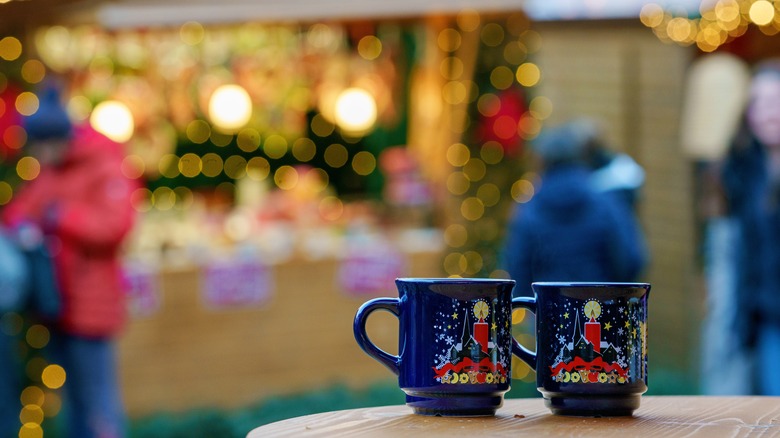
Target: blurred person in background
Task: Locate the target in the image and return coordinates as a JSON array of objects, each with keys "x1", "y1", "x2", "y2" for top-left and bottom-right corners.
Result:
[
  {"x1": 0, "y1": 228, "x2": 29, "y2": 436},
  {"x1": 501, "y1": 119, "x2": 647, "y2": 297},
  {"x1": 2, "y1": 84, "x2": 137, "y2": 437},
  {"x1": 722, "y1": 60, "x2": 780, "y2": 396}
]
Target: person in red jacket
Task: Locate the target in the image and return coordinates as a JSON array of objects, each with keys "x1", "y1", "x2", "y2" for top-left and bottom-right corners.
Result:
[{"x1": 3, "y1": 85, "x2": 137, "y2": 437}]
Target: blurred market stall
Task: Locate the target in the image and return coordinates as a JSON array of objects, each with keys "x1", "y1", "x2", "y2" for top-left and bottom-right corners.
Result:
[{"x1": 6, "y1": 0, "x2": 776, "y2": 434}]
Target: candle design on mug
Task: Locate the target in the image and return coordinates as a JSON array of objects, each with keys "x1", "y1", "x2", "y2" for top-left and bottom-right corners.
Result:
[
  {"x1": 431, "y1": 299, "x2": 510, "y2": 385},
  {"x1": 550, "y1": 299, "x2": 644, "y2": 385}
]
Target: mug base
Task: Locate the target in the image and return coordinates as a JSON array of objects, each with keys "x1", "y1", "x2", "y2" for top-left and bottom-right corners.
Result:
[
  {"x1": 405, "y1": 394, "x2": 503, "y2": 417},
  {"x1": 541, "y1": 392, "x2": 641, "y2": 417}
]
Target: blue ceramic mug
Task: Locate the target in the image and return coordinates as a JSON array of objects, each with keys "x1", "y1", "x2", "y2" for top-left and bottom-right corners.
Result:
[
  {"x1": 513, "y1": 282, "x2": 651, "y2": 416},
  {"x1": 353, "y1": 278, "x2": 520, "y2": 416}
]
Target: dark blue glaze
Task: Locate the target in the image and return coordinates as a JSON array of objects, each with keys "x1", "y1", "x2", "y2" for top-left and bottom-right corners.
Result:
[
  {"x1": 514, "y1": 282, "x2": 650, "y2": 416},
  {"x1": 354, "y1": 278, "x2": 518, "y2": 416}
]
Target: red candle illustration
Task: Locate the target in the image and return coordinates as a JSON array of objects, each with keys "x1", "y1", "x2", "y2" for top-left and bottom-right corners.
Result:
[
  {"x1": 583, "y1": 300, "x2": 602, "y2": 353},
  {"x1": 473, "y1": 301, "x2": 490, "y2": 354}
]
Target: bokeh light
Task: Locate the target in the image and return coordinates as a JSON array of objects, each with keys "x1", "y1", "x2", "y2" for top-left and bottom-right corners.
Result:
[
  {"x1": 480, "y1": 141, "x2": 504, "y2": 164},
  {"x1": 90, "y1": 100, "x2": 134, "y2": 143},
  {"x1": 311, "y1": 114, "x2": 335, "y2": 137},
  {"x1": 20, "y1": 386, "x2": 44, "y2": 407},
  {"x1": 441, "y1": 57, "x2": 464, "y2": 80},
  {"x1": 26, "y1": 325, "x2": 50, "y2": 349},
  {"x1": 247, "y1": 157, "x2": 271, "y2": 181},
  {"x1": 463, "y1": 250, "x2": 483, "y2": 275},
  {"x1": 477, "y1": 93, "x2": 501, "y2": 117},
  {"x1": 358, "y1": 35, "x2": 382, "y2": 60},
  {"x1": 210, "y1": 130, "x2": 233, "y2": 147},
  {"x1": 438, "y1": 28, "x2": 462, "y2": 52},
  {"x1": 446, "y1": 143, "x2": 470, "y2": 167},
  {"x1": 442, "y1": 81, "x2": 468, "y2": 105},
  {"x1": 15, "y1": 92, "x2": 39, "y2": 117},
  {"x1": 481, "y1": 23, "x2": 505, "y2": 47},
  {"x1": 185, "y1": 120, "x2": 211, "y2": 144},
  {"x1": 21, "y1": 60, "x2": 46, "y2": 84},
  {"x1": 503, "y1": 41, "x2": 527, "y2": 65},
  {"x1": 159, "y1": 154, "x2": 181, "y2": 178},
  {"x1": 516, "y1": 63, "x2": 541, "y2": 87},
  {"x1": 237, "y1": 128, "x2": 261, "y2": 152},
  {"x1": 490, "y1": 66, "x2": 515, "y2": 90},
  {"x1": 324, "y1": 143, "x2": 348, "y2": 168},
  {"x1": 444, "y1": 252, "x2": 467, "y2": 275},
  {"x1": 529, "y1": 96, "x2": 553, "y2": 120},
  {"x1": 352, "y1": 151, "x2": 376, "y2": 176},
  {"x1": 224, "y1": 155, "x2": 248, "y2": 179},
  {"x1": 130, "y1": 188, "x2": 152, "y2": 213},
  {"x1": 4, "y1": 125, "x2": 27, "y2": 150},
  {"x1": 640, "y1": 3, "x2": 665, "y2": 27},
  {"x1": 463, "y1": 158, "x2": 486, "y2": 182},
  {"x1": 20, "y1": 405, "x2": 44, "y2": 425},
  {"x1": 444, "y1": 224, "x2": 468, "y2": 248},
  {"x1": 41, "y1": 364, "x2": 66, "y2": 389},
  {"x1": 461, "y1": 197, "x2": 485, "y2": 221},
  {"x1": 178, "y1": 153, "x2": 202, "y2": 178},
  {"x1": 180, "y1": 21, "x2": 205, "y2": 45},
  {"x1": 0, "y1": 36, "x2": 22, "y2": 61},
  {"x1": 67, "y1": 95, "x2": 92, "y2": 121},
  {"x1": 456, "y1": 9, "x2": 481, "y2": 32},
  {"x1": 749, "y1": 0, "x2": 774, "y2": 25},
  {"x1": 274, "y1": 165, "x2": 299, "y2": 190},
  {"x1": 0, "y1": 181, "x2": 12, "y2": 206},
  {"x1": 152, "y1": 187, "x2": 176, "y2": 211},
  {"x1": 518, "y1": 113, "x2": 542, "y2": 140},
  {"x1": 511, "y1": 179, "x2": 535, "y2": 203},
  {"x1": 17, "y1": 157, "x2": 40, "y2": 181},
  {"x1": 292, "y1": 138, "x2": 316, "y2": 162},
  {"x1": 477, "y1": 183, "x2": 501, "y2": 207},
  {"x1": 121, "y1": 155, "x2": 145, "y2": 180},
  {"x1": 447, "y1": 171, "x2": 470, "y2": 195},
  {"x1": 18, "y1": 423, "x2": 43, "y2": 438},
  {"x1": 208, "y1": 84, "x2": 252, "y2": 131},
  {"x1": 40, "y1": 391, "x2": 61, "y2": 417},
  {"x1": 334, "y1": 88, "x2": 377, "y2": 134},
  {"x1": 319, "y1": 196, "x2": 344, "y2": 221},
  {"x1": 264, "y1": 134, "x2": 288, "y2": 159},
  {"x1": 201, "y1": 153, "x2": 224, "y2": 177}
]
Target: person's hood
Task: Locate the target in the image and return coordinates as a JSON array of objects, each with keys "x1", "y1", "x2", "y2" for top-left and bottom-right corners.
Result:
[{"x1": 533, "y1": 165, "x2": 595, "y2": 218}]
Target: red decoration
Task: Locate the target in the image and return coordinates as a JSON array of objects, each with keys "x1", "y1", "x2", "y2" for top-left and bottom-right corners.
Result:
[
  {"x1": 475, "y1": 87, "x2": 527, "y2": 157},
  {"x1": 0, "y1": 83, "x2": 24, "y2": 160}
]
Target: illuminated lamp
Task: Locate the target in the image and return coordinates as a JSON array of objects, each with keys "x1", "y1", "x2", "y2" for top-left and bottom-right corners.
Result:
[
  {"x1": 208, "y1": 84, "x2": 252, "y2": 131},
  {"x1": 334, "y1": 88, "x2": 377, "y2": 135},
  {"x1": 90, "y1": 100, "x2": 134, "y2": 143}
]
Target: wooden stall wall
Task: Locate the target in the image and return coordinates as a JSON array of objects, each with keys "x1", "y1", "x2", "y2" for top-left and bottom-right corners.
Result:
[{"x1": 118, "y1": 251, "x2": 442, "y2": 416}]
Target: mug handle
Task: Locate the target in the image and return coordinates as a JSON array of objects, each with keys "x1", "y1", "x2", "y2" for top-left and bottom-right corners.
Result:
[
  {"x1": 511, "y1": 296, "x2": 537, "y2": 371},
  {"x1": 353, "y1": 298, "x2": 401, "y2": 376}
]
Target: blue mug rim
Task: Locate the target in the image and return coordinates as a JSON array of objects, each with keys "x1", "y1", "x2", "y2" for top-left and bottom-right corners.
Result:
[
  {"x1": 532, "y1": 281, "x2": 650, "y2": 288},
  {"x1": 397, "y1": 277, "x2": 515, "y2": 284}
]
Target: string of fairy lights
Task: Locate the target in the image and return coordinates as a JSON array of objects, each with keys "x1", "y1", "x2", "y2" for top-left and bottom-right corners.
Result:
[{"x1": 640, "y1": 0, "x2": 780, "y2": 51}]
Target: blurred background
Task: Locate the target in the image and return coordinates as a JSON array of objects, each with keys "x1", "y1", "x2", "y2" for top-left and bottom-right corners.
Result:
[{"x1": 0, "y1": 0, "x2": 776, "y2": 436}]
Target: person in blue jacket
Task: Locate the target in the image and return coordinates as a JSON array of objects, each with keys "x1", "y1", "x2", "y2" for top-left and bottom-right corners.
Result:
[
  {"x1": 721, "y1": 60, "x2": 780, "y2": 395},
  {"x1": 502, "y1": 120, "x2": 647, "y2": 297}
]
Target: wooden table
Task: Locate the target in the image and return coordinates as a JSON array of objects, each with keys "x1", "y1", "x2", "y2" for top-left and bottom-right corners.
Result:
[{"x1": 247, "y1": 396, "x2": 780, "y2": 437}]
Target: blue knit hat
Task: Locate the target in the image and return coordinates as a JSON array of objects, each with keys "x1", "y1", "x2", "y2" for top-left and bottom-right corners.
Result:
[
  {"x1": 532, "y1": 120, "x2": 596, "y2": 165},
  {"x1": 24, "y1": 86, "x2": 73, "y2": 141}
]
